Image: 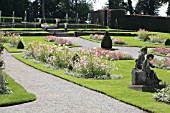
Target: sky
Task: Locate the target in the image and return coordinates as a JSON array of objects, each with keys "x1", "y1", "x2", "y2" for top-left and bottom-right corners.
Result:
[{"x1": 93, "y1": 0, "x2": 168, "y2": 16}]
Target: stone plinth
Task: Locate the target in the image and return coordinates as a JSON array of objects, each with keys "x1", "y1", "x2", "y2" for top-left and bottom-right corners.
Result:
[{"x1": 129, "y1": 85, "x2": 165, "y2": 92}]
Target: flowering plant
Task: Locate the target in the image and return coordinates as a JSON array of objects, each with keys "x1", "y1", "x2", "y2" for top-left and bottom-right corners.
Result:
[
  {"x1": 23, "y1": 43, "x2": 120, "y2": 79},
  {"x1": 54, "y1": 38, "x2": 73, "y2": 46},
  {"x1": 136, "y1": 29, "x2": 150, "y2": 41},
  {"x1": 112, "y1": 38, "x2": 126, "y2": 45},
  {"x1": 8, "y1": 34, "x2": 23, "y2": 47},
  {"x1": 151, "y1": 57, "x2": 170, "y2": 69},
  {"x1": 89, "y1": 34, "x2": 104, "y2": 40},
  {"x1": 149, "y1": 35, "x2": 165, "y2": 44},
  {"x1": 68, "y1": 55, "x2": 117, "y2": 79},
  {"x1": 151, "y1": 47, "x2": 170, "y2": 56},
  {"x1": 80, "y1": 48, "x2": 133, "y2": 60},
  {"x1": 44, "y1": 35, "x2": 57, "y2": 42}
]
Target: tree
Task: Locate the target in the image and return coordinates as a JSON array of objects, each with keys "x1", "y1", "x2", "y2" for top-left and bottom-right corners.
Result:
[
  {"x1": 167, "y1": 1, "x2": 170, "y2": 16},
  {"x1": 127, "y1": 0, "x2": 134, "y2": 14},
  {"x1": 0, "y1": 0, "x2": 30, "y2": 17},
  {"x1": 108, "y1": 0, "x2": 124, "y2": 9},
  {"x1": 135, "y1": 0, "x2": 162, "y2": 15}
]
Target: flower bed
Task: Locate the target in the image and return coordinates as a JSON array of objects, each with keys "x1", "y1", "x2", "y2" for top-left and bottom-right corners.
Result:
[
  {"x1": 151, "y1": 57, "x2": 170, "y2": 70},
  {"x1": 23, "y1": 42, "x2": 123, "y2": 79},
  {"x1": 44, "y1": 35, "x2": 57, "y2": 42},
  {"x1": 54, "y1": 38, "x2": 73, "y2": 46},
  {"x1": 89, "y1": 34, "x2": 104, "y2": 40},
  {"x1": 112, "y1": 38, "x2": 126, "y2": 45},
  {"x1": 0, "y1": 32, "x2": 24, "y2": 48},
  {"x1": 151, "y1": 47, "x2": 170, "y2": 57},
  {"x1": 44, "y1": 36, "x2": 73, "y2": 46},
  {"x1": 80, "y1": 48, "x2": 133, "y2": 60},
  {"x1": 149, "y1": 35, "x2": 165, "y2": 44}
]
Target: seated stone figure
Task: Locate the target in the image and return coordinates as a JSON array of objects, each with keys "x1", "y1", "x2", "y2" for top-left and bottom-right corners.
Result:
[
  {"x1": 135, "y1": 46, "x2": 147, "y2": 69},
  {"x1": 132, "y1": 53, "x2": 162, "y2": 85},
  {"x1": 142, "y1": 54, "x2": 161, "y2": 85}
]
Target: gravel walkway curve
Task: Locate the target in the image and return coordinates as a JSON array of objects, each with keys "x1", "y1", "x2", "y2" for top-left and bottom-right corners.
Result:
[{"x1": 0, "y1": 50, "x2": 147, "y2": 112}]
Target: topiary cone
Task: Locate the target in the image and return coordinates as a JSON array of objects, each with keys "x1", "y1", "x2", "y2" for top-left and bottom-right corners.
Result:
[
  {"x1": 101, "y1": 31, "x2": 112, "y2": 49},
  {"x1": 165, "y1": 38, "x2": 170, "y2": 45},
  {"x1": 17, "y1": 41, "x2": 24, "y2": 49}
]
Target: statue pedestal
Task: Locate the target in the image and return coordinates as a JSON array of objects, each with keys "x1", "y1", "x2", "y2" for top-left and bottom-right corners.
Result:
[{"x1": 129, "y1": 85, "x2": 165, "y2": 92}]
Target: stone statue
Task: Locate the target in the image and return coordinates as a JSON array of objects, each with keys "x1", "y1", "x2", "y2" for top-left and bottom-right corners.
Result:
[
  {"x1": 142, "y1": 54, "x2": 161, "y2": 85},
  {"x1": 135, "y1": 46, "x2": 147, "y2": 69},
  {"x1": 130, "y1": 47, "x2": 165, "y2": 92}
]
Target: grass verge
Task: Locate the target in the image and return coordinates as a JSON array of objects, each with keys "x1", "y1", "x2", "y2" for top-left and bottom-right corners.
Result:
[
  {"x1": 80, "y1": 36, "x2": 170, "y2": 48},
  {"x1": 3, "y1": 36, "x2": 81, "y2": 53},
  {"x1": 0, "y1": 73, "x2": 36, "y2": 106},
  {"x1": 13, "y1": 54, "x2": 170, "y2": 113}
]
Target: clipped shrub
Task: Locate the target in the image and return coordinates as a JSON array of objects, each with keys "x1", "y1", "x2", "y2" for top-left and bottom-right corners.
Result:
[
  {"x1": 101, "y1": 31, "x2": 112, "y2": 49},
  {"x1": 17, "y1": 41, "x2": 24, "y2": 49},
  {"x1": 165, "y1": 39, "x2": 170, "y2": 45}
]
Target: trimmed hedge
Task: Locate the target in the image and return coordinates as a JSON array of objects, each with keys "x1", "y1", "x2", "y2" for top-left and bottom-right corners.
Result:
[{"x1": 0, "y1": 16, "x2": 22, "y2": 23}]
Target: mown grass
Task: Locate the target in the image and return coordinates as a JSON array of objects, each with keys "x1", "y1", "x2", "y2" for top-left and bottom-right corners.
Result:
[
  {"x1": 4, "y1": 36, "x2": 80, "y2": 53},
  {"x1": 0, "y1": 73, "x2": 36, "y2": 106},
  {"x1": 13, "y1": 54, "x2": 170, "y2": 113},
  {"x1": 80, "y1": 35, "x2": 170, "y2": 48}
]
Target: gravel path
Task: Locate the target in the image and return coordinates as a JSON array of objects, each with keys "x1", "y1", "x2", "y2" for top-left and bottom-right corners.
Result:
[{"x1": 0, "y1": 38, "x2": 147, "y2": 113}]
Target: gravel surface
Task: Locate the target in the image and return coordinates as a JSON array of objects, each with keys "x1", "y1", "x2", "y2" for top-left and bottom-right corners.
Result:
[{"x1": 0, "y1": 37, "x2": 147, "y2": 113}]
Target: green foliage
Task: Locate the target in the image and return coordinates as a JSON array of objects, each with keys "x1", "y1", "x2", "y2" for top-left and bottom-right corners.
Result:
[
  {"x1": 137, "y1": 29, "x2": 150, "y2": 41},
  {"x1": 101, "y1": 31, "x2": 112, "y2": 49},
  {"x1": 17, "y1": 41, "x2": 24, "y2": 49},
  {"x1": 165, "y1": 38, "x2": 170, "y2": 45},
  {"x1": 154, "y1": 85, "x2": 170, "y2": 103},
  {"x1": 149, "y1": 35, "x2": 165, "y2": 44}
]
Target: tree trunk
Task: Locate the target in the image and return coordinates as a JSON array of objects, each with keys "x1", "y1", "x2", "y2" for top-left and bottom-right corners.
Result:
[{"x1": 127, "y1": 0, "x2": 134, "y2": 14}]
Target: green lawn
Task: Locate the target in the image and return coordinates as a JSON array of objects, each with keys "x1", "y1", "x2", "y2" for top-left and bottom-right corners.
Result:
[
  {"x1": 4, "y1": 36, "x2": 80, "y2": 53},
  {"x1": 0, "y1": 73, "x2": 36, "y2": 106},
  {"x1": 13, "y1": 54, "x2": 170, "y2": 113},
  {"x1": 80, "y1": 35, "x2": 170, "y2": 48}
]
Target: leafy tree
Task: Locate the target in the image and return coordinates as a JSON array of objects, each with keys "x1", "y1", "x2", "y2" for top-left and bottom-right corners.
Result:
[
  {"x1": 0, "y1": 0, "x2": 30, "y2": 18},
  {"x1": 135, "y1": 0, "x2": 162, "y2": 15}
]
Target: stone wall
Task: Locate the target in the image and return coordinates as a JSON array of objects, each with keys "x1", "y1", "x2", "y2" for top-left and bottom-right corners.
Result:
[{"x1": 91, "y1": 9, "x2": 170, "y2": 32}]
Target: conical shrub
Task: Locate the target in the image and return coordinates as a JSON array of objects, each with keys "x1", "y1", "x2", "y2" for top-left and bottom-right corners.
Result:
[
  {"x1": 17, "y1": 41, "x2": 24, "y2": 49},
  {"x1": 101, "y1": 31, "x2": 112, "y2": 49},
  {"x1": 165, "y1": 38, "x2": 170, "y2": 45}
]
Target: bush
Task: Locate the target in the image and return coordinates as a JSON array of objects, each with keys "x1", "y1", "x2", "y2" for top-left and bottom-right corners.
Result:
[
  {"x1": 69, "y1": 55, "x2": 116, "y2": 79},
  {"x1": 137, "y1": 29, "x2": 150, "y2": 41},
  {"x1": 165, "y1": 39, "x2": 170, "y2": 45},
  {"x1": 149, "y1": 35, "x2": 165, "y2": 44},
  {"x1": 101, "y1": 31, "x2": 112, "y2": 49},
  {"x1": 154, "y1": 85, "x2": 170, "y2": 103}
]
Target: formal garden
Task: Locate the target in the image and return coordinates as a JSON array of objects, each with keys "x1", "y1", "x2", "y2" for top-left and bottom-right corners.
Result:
[{"x1": 0, "y1": 25, "x2": 170, "y2": 112}]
